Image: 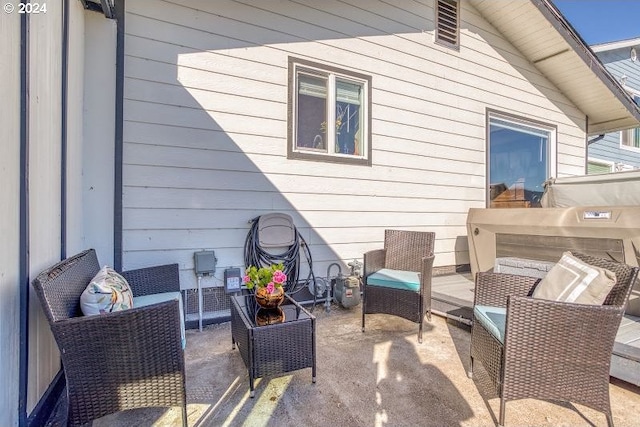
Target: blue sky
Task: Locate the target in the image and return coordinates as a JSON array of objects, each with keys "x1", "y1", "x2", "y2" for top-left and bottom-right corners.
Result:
[{"x1": 554, "y1": 0, "x2": 640, "y2": 45}]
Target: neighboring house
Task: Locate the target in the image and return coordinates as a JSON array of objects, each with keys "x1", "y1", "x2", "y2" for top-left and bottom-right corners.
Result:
[
  {"x1": 3, "y1": 1, "x2": 640, "y2": 426},
  {"x1": 589, "y1": 38, "x2": 640, "y2": 173}
]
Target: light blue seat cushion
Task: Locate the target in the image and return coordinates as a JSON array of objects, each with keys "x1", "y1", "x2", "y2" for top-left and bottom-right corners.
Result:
[
  {"x1": 133, "y1": 291, "x2": 186, "y2": 349},
  {"x1": 473, "y1": 305, "x2": 507, "y2": 344},
  {"x1": 367, "y1": 268, "x2": 420, "y2": 292}
]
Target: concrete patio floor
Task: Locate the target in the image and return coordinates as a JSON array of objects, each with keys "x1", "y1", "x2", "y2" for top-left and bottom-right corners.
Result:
[{"x1": 57, "y1": 304, "x2": 640, "y2": 426}]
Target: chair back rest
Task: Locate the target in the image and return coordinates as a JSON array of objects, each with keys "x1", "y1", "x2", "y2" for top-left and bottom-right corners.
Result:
[
  {"x1": 384, "y1": 230, "x2": 435, "y2": 272},
  {"x1": 32, "y1": 249, "x2": 100, "y2": 323},
  {"x1": 572, "y1": 251, "x2": 640, "y2": 307}
]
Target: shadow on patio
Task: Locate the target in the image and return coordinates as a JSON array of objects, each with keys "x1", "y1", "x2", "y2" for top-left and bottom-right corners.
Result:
[{"x1": 48, "y1": 305, "x2": 640, "y2": 427}]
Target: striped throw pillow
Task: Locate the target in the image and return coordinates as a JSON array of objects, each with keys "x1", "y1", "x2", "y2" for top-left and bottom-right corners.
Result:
[{"x1": 532, "y1": 252, "x2": 616, "y2": 305}]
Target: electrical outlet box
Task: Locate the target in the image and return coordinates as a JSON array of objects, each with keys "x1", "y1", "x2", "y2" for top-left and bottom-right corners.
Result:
[
  {"x1": 224, "y1": 268, "x2": 242, "y2": 293},
  {"x1": 194, "y1": 250, "x2": 216, "y2": 276}
]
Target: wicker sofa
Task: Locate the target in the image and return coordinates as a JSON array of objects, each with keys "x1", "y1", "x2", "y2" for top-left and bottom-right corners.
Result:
[
  {"x1": 468, "y1": 252, "x2": 639, "y2": 427},
  {"x1": 32, "y1": 249, "x2": 187, "y2": 427}
]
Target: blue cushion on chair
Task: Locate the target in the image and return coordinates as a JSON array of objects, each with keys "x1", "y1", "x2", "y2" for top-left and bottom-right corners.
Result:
[
  {"x1": 367, "y1": 268, "x2": 421, "y2": 292},
  {"x1": 473, "y1": 305, "x2": 506, "y2": 344},
  {"x1": 133, "y1": 292, "x2": 186, "y2": 349}
]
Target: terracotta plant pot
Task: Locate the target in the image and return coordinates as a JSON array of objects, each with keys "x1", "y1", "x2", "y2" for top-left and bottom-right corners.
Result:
[{"x1": 254, "y1": 286, "x2": 285, "y2": 309}]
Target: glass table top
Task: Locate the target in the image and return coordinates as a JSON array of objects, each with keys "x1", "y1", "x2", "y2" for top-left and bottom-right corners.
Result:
[{"x1": 232, "y1": 293, "x2": 313, "y2": 328}]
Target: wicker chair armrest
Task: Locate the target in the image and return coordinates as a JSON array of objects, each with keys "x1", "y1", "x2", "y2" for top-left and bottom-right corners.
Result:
[
  {"x1": 420, "y1": 254, "x2": 435, "y2": 295},
  {"x1": 52, "y1": 300, "x2": 184, "y2": 352},
  {"x1": 474, "y1": 272, "x2": 539, "y2": 308},
  {"x1": 504, "y1": 296, "x2": 624, "y2": 377},
  {"x1": 121, "y1": 263, "x2": 180, "y2": 297},
  {"x1": 364, "y1": 249, "x2": 386, "y2": 278}
]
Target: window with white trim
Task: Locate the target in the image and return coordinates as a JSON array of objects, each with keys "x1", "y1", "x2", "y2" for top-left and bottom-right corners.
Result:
[
  {"x1": 587, "y1": 159, "x2": 614, "y2": 175},
  {"x1": 620, "y1": 94, "x2": 640, "y2": 150},
  {"x1": 621, "y1": 127, "x2": 640, "y2": 149},
  {"x1": 288, "y1": 58, "x2": 371, "y2": 165},
  {"x1": 435, "y1": 0, "x2": 459, "y2": 48},
  {"x1": 487, "y1": 111, "x2": 556, "y2": 208}
]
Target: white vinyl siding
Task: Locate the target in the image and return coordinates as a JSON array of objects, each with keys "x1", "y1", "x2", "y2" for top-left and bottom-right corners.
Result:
[
  {"x1": 2, "y1": 2, "x2": 89, "y2": 423},
  {"x1": 27, "y1": 5, "x2": 65, "y2": 415},
  {"x1": 121, "y1": 0, "x2": 587, "y2": 284},
  {"x1": 0, "y1": 9, "x2": 22, "y2": 427}
]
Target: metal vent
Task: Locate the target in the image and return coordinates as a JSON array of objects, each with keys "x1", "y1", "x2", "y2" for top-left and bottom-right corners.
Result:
[{"x1": 436, "y1": 0, "x2": 459, "y2": 47}]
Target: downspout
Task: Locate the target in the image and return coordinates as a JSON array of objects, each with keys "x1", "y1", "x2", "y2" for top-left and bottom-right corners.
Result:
[
  {"x1": 18, "y1": 9, "x2": 30, "y2": 427},
  {"x1": 113, "y1": 0, "x2": 125, "y2": 271}
]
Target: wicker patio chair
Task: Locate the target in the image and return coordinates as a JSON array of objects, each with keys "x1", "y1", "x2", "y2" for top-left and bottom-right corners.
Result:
[
  {"x1": 32, "y1": 249, "x2": 187, "y2": 427},
  {"x1": 362, "y1": 229, "x2": 435, "y2": 342},
  {"x1": 468, "y1": 252, "x2": 639, "y2": 427}
]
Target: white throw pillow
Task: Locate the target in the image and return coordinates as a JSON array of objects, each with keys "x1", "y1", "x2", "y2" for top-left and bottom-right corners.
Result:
[
  {"x1": 81, "y1": 266, "x2": 134, "y2": 315},
  {"x1": 532, "y1": 252, "x2": 616, "y2": 305}
]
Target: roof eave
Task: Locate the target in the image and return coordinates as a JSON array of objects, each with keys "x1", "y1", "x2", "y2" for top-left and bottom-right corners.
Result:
[
  {"x1": 468, "y1": 0, "x2": 640, "y2": 135},
  {"x1": 533, "y1": 0, "x2": 640, "y2": 134}
]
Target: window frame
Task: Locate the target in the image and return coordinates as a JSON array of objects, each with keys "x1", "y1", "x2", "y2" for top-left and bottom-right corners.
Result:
[
  {"x1": 485, "y1": 109, "x2": 557, "y2": 208},
  {"x1": 587, "y1": 158, "x2": 615, "y2": 174},
  {"x1": 620, "y1": 127, "x2": 640, "y2": 151},
  {"x1": 619, "y1": 91, "x2": 640, "y2": 151},
  {"x1": 287, "y1": 57, "x2": 372, "y2": 166}
]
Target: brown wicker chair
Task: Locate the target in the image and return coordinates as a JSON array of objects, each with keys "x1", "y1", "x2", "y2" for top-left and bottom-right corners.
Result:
[
  {"x1": 362, "y1": 229, "x2": 435, "y2": 342},
  {"x1": 32, "y1": 249, "x2": 187, "y2": 427},
  {"x1": 468, "y1": 252, "x2": 639, "y2": 427}
]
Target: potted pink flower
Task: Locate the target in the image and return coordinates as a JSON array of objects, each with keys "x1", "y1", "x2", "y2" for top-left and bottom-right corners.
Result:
[{"x1": 243, "y1": 263, "x2": 287, "y2": 309}]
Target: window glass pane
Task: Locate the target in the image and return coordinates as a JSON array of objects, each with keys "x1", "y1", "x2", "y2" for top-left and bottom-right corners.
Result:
[
  {"x1": 588, "y1": 161, "x2": 612, "y2": 174},
  {"x1": 621, "y1": 128, "x2": 640, "y2": 148},
  {"x1": 335, "y1": 79, "x2": 363, "y2": 156},
  {"x1": 488, "y1": 117, "x2": 549, "y2": 208},
  {"x1": 296, "y1": 74, "x2": 327, "y2": 151}
]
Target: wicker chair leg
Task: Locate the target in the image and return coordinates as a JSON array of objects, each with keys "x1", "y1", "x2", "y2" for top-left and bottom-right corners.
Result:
[
  {"x1": 182, "y1": 406, "x2": 188, "y2": 427},
  {"x1": 468, "y1": 355, "x2": 473, "y2": 378},
  {"x1": 418, "y1": 321, "x2": 423, "y2": 343},
  {"x1": 606, "y1": 412, "x2": 614, "y2": 427},
  {"x1": 361, "y1": 306, "x2": 366, "y2": 333},
  {"x1": 499, "y1": 397, "x2": 506, "y2": 427}
]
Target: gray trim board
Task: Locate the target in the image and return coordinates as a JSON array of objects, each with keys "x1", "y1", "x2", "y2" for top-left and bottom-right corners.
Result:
[
  {"x1": 113, "y1": 0, "x2": 125, "y2": 271},
  {"x1": 61, "y1": 0, "x2": 69, "y2": 260},
  {"x1": 19, "y1": 10, "x2": 30, "y2": 427}
]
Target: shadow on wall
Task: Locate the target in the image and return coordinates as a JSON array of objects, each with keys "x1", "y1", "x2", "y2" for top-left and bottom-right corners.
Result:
[
  {"x1": 120, "y1": 0, "x2": 582, "y2": 289},
  {"x1": 121, "y1": 0, "x2": 442, "y2": 290}
]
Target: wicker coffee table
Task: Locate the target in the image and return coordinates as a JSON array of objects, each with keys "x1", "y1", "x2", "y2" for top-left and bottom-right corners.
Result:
[{"x1": 230, "y1": 293, "x2": 316, "y2": 397}]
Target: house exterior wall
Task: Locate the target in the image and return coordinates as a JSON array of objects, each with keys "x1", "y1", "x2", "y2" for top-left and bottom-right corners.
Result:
[
  {"x1": 590, "y1": 45, "x2": 640, "y2": 170},
  {"x1": 26, "y1": 2, "x2": 65, "y2": 415},
  {"x1": 121, "y1": 0, "x2": 587, "y2": 289},
  {"x1": 82, "y1": 12, "x2": 117, "y2": 266},
  {"x1": 0, "y1": 8, "x2": 23, "y2": 427},
  {"x1": 0, "y1": 2, "x2": 88, "y2": 424}
]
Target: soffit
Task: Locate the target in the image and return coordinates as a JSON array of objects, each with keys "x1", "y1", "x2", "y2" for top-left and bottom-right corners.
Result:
[{"x1": 468, "y1": 0, "x2": 640, "y2": 135}]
